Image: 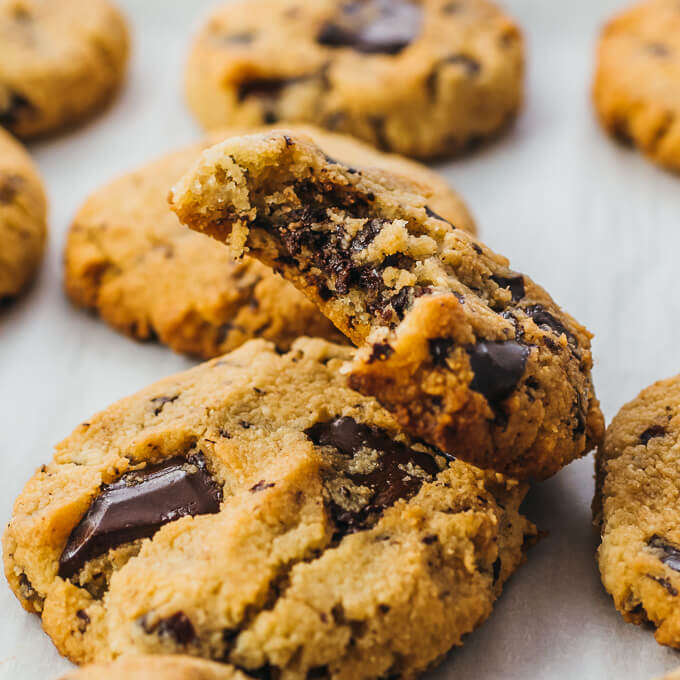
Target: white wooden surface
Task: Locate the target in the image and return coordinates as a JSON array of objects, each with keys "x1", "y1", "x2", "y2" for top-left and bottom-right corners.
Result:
[{"x1": 1, "y1": 1, "x2": 679, "y2": 678}]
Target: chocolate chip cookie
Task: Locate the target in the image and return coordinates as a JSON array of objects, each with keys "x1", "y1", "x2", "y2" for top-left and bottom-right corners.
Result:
[
  {"x1": 4, "y1": 337, "x2": 535, "y2": 676},
  {"x1": 0, "y1": 0, "x2": 129, "y2": 138},
  {"x1": 593, "y1": 0, "x2": 680, "y2": 172},
  {"x1": 185, "y1": 0, "x2": 524, "y2": 159},
  {"x1": 170, "y1": 131, "x2": 604, "y2": 480},
  {"x1": 65, "y1": 125, "x2": 474, "y2": 359},
  {"x1": 594, "y1": 375, "x2": 680, "y2": 648},
  {"x1": 59, "y1": 656, "x2": 249, "y2": 680},
  {"x1": 0, "y1": 127, "x2": 47, "y2": 300}
]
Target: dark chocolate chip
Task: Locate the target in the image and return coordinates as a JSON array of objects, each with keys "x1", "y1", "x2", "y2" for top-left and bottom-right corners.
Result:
[
  {"x1": 378, "y1": 604, "x2": 391, "y2": 614},
  {"x1": 572, "y1": 394, "x2": 586, "y2": 436},
  {"x1": 428, "y1": 337, "x2": 454, "y2": 367},
  {"x1": 76, "y1": 609, "x2": 90, "y2": 633},
  {"x1": 472, "y1": 243, "x2": 483, "y2": 255},
  {"x1": 422, "y1": 534, "x2": 438, "y2": 545},
  {"x1": 307, "y1": 667, "x2": 330, "y2": 679},
  {"x1": 629, "y1": 603, "x2": 651, "y2": 623},
  {"x1": 58, "y1": 454, "x2": 222, "y2": 579},
  {"x1": 367, "y1": 343, "x2": 394, "y2": 363},
  {"x1": 647, "y1": 42, "x2": 671, "y2": 57},
  {"x1": 646, "y1": 574, "x2": 678, "y2": 597},
  {"x1": 466, "y1": 341, "x2": 529, "y2": 407},
  {"x1": 648, "y1": 535, "x2": 680, "y2": 572},
  {"x1": 237, "y1": 78, "x2": 295, "y2": 102},
  {"x1": 245, "y1": 665, "x2": 276, "y2": 680},
  {"x1": 18, "y1": 573, "x2": 37, "y2": 601},
  {"x1": 305, "y1": 417, "x2": 439, "y2": 533},
  {"x1": 424, "y1": 205, "x2": 449, "y2": 223},
  {"x1": 543, "y1": 336, "x2": 559, "y2": 352},
  {"x1": 382, "y1": 286, "x2": 418, "y2": 321},
  {"x1": 0, "y1": 91, "x2": 35, "y2": 129},
  {"x1": 250, "y1": 480, "x2": 276, "y2": 492},
  {"x1": 647, "y1": 574, "x2": 678, "y2": 596},
  {"x1": 317, "y1": 0, "x2": 422, "y2": 55},
  {"x1": 640, "y1": 425, "x2": 666, "y2": 445},
  {"x1": 523, "y1": 305, "x2": 574, "y2": 343},
  {"x1": 151, "y1": 395, "x2": 179, "y2": 416},
  {"x1": 492, "y1": 557, "x2": 502, "y2": 582},
  {"x1": 0, "y1": 174, "x2": 23, "y2": 204},
  {"x1": 443, "y1": 53, "x2": 481, "y2": 76},
  {"x1": 490, "y1": 274, "x2": 525, "y2": 302},
  {"x1": 215, "y1": 31, "x2": 254, "y2": 45},
  {"x1": 369, "y1": 115, "x2": 391, "y2": 149},
  {"x1": 141, "y1": 612, "x2": 197, "y2": 646}
]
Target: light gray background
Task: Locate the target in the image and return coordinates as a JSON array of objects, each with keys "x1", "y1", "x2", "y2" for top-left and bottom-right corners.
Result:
[{"x1": 1, "y1": 1, "x2": 679, "y2": 677}]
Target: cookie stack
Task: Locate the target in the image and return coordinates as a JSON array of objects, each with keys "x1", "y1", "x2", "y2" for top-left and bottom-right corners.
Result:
[{"x1": 3, "y1": 0, "x2": 680, "y2": 679}]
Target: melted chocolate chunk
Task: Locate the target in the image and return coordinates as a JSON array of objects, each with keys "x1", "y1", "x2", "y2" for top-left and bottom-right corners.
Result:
[
  {"x1": 317, "y1": 0, "x2": 422, "y2": 55},
  {"x1": 491, "y1": 274, "x2": 525, "y2": 302},
  {"x1": 639, "y1": 424, "x2": 666, "y2": 445},
  {"x1": 0, "y1": 91, "x2": 35, "y2": 128},
  {"x1": 350, "y1": 219, "x2": 385, "y2": 251},
  {"x1": 59, "y1": 454, "x2": 222, "y2": 579},
  {"x1": 467, "y1": 341, "x2": 529, "y2": 407},
  {"x1": 647, "y1": 574, "x2": 678, "y2": 597},
  {"x1": 523, "y1": 305, "x2": 574, "y2": 343},
  {"x1": 428, "y1": 337, "x2": 454, "y2": 367},
  {"x1": 141, "y1": 612, "x2": 197, "y2": 645},
  {"x1": 648, "y1": 536, "x2": 680, "y2": 572},
  {"x1": 305, "y1": 417, "x2": 439, "y2": 533}
]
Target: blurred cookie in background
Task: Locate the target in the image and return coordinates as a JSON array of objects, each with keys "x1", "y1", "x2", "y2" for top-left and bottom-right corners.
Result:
[
  {"x1": 0, "y1": 0, "x2": 129, "y2": 138},
  {"x1": 0, "y1": 128, "x2": 47, "y2": 301},
  {"x1": 64, "y1": 124, "x2": 475, "y2": 359},
  {"x1": 593, "y1": 0, "x2": 680, "y2": 172},
  {"x1": 185, "y1": 0, "x2": 524, "y2": 159}
]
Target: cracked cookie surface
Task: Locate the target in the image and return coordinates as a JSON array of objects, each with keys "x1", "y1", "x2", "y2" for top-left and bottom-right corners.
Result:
[
  {"x1": 65, "y1": 125, "x2": 473, "y2": 359},
  {"x1": 185, "y1": 0, "x2": 523, "y2": 159},
  {"x1": 170, "y1": 131, "x2": 604, "y2": 480},
  {"x1": 593, "y1": 0, "x2": 680, "y2": 172},
  {"x1": 4, "y1": 337, "x2": 534, "y2": 678},
  {"x1": 0, "y1": 0, "x2": 129, "y2": 138},
  {"x1": 59, "y1": 656, "x2": 249, "y2": 680},
  {"x1": 0, "y1": 127, "x2": 47, "y2": 300},
  {"x1": 595, "y1": 375, "x2": 680, "y2": 648}
]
